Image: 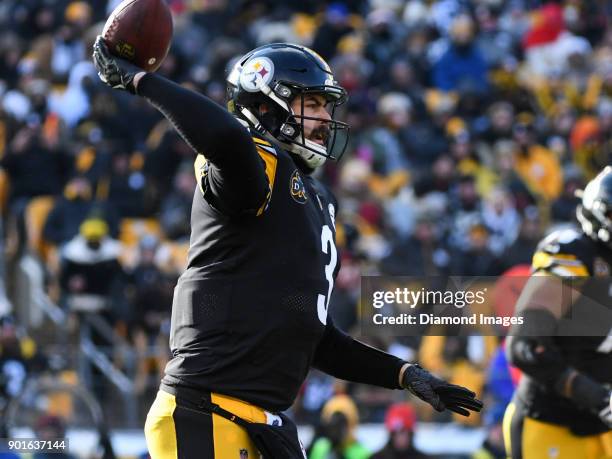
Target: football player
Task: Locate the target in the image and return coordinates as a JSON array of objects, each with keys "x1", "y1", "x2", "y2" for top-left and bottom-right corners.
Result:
[
  {"x1": 93, "y1": 40, "x2": 482, "y2": 459},
  {"x1": 504, "y1": 166, "x2": 612, "y2": 459}
]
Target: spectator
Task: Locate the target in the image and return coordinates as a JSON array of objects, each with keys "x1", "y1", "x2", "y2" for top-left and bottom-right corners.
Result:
[
  {"x1": 371, "y1": 403, "x2": 431, "y2": 459},
  {"x1": 380, "y1": 58, "x2": 426, "y2": 119},
  {"x1": 432, "y1": 15, "x2": 489, "y2": 93},
  {"x1": 1, "y1": 122, "x2": 72, "y2": 212},
  {"x1": 570, "y1": 115, "x2": 607, "y2": 180},
  {"x1": 551, "y1": 167, "x2": 584, "y2": 223},
  {"x1": 159, "y1": 162, "x2": 196, "y2": 241},
  {"x1": 106, "y1": 144, "x2": 150, "y2": 219},
  {"x1": 43, "y1": 176, "x2": 119, "y2": 246},
  {"x1": 498, "y1": 206, "x2": 542, "y2": 272},
  {"x1": 448, "y1": 175, "x2": 482, "y2": 250},
  {"x1": 311, "y1": 3, "x2": 355, "y2": 61},
  {"x1": 512, "y1": 115, "x2": 563, "y2": 202},
  {"x1": 59, "y1": 217, "x2": 123, "y2": 313},
  {"x1": 481, "y1": 187, "x2": 520, "y2": 256},
  {"x1": 381, "y1": 212, "x2": 450, "y2": 276},
  {"x1": 299, "y1": 370, "x2": 336, "y2": 426},
  {"x1": 47, "y1": 60, "x2": 97, "y2": 128},
  {"x1": 309, "y1": 394, "x2": 369, "y2": 459},
  {"x1": 480, "y1": 102, "x2": 515, "y2": 144},
  {"x1": 450, "y1": 218, "x2": 501, "y2": 276},
  {"x1": 361, "y1": 93, "x2": 411, "y2": 176}
]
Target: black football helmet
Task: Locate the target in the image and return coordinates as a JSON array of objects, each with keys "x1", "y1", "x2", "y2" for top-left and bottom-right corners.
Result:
[
  {"x1": 226, "y1": 43, "x2": 349, "y2": 170},
  {"x1": 576, "y1": 166, "x2": 612, "y2": 249}
]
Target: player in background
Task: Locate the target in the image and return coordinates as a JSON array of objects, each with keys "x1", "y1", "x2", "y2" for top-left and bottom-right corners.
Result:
[
  {"x1": 93, "y1": 39, "x2": 482, "y2": 458},
  {"x1": 504, "y1": 166, "x2": 612, "y2": 459}
]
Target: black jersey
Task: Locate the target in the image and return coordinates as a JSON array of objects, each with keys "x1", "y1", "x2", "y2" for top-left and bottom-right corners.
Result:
[
  {"x1": 162, "y1": 136, "x2": 341, "y2": 412},
  {"x1": 138, "y1": 72, "x2": 404, "y2": 412},
  {"x1": 516, "y1": 227, "x2": 612, "y2": 435}
]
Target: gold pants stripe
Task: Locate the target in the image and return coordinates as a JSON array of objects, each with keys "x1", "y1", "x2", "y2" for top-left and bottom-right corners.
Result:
[{"x1": 145, "y1": 390, "x2": 266, "y2": 459}]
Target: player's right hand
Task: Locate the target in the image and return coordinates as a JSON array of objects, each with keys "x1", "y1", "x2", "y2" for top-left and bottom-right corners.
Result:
[
  {"x1": 92, "y1": 36, "x2": 144, "y2": 94},
  {"x1": 401, "y1": 364, "x2": 483, "y2": 416}
]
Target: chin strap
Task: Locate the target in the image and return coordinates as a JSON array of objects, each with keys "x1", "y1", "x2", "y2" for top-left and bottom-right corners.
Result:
[{"x1": 238, "y1": 106, "x2": 327, "y2": 169}]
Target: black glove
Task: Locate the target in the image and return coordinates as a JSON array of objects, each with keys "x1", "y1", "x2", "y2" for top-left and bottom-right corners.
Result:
[
  {"x1": 92, "y1": 36, "x2": 143, "y2": 94},
  {"x1": 562, "y1": 370, "x2": 612, "y2": 428},
  {"x1": 401, "y1": 364, "x2": 483, "y2": 416}
]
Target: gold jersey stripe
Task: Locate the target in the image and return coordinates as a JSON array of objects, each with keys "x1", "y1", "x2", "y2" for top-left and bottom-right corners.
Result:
[
  {"x1": 532, "y1": 251, "x2": 590, "y2": 277},
  {"x1": 252, "y1": 137, "x2": 272, "y2": 148},
  {"x1": 256, "y1": 146, "x2": 278, "y2": 216}
]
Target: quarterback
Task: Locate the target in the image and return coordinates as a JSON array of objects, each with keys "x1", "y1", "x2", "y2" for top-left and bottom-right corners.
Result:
[
  {"x1": 505, "y1": 167, "x2": 612, "y2": 459},
  {"x1": 93, "y1": 39, "x2": 482, "y2": 458}
]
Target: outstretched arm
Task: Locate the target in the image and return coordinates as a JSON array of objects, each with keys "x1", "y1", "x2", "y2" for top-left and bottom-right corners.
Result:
[
  {"x1": 312, "y1": 318, "x2": 483, "y2": 416},
  {"x1": 92, "y1": 37, "x2": 268, "y2": 216}
]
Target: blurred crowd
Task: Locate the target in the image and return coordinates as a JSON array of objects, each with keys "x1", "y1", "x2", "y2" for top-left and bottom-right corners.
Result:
[{"x1": 0, "y1": 0, "x2": 611, "y2": 457}]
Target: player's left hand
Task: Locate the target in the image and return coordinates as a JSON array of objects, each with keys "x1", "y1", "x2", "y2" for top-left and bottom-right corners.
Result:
[
  {"x1": 401, "y1": 364, "x2": 483, "y2": 416},
  {"x1": 92, "y1": 36, "x2": 144, "y2": 94}
]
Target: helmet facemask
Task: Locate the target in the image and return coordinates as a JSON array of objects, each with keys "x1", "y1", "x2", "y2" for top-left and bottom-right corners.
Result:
[
  {"x1": 269, "y1": 83, "x2": 349, "y2": 169},
  {"x1": 226, "y1": 44, "x2": 350, "y2": 171}
]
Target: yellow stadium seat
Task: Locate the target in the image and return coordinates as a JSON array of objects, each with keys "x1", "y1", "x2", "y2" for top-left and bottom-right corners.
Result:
[
  {"x1": 47, "y1": 370, "x2": 78, "y2": 420},
  {"x1": 119, "y1": 218, "x2": 162, "y2": 247},
  {"x1": 168, "y1": 241, "x2": 189, "y2": 272}
]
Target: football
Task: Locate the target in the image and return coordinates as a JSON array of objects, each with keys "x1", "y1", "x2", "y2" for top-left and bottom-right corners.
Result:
[{"x1": 102, "y1": 0, "x2": 173, "y2": 72}]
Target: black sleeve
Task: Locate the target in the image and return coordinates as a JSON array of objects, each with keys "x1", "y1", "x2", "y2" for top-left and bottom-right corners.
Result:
[
  {"x1": 507, "y1": 308, "x2": 608, "y2": 411},
  {"x1": 506, "y1": 308, "x2": 568, "y2": 386},
  {"x1": 137, "y1": 73, "x2": 268, "y2": 215},
  {"x1": 312, "y1": 317, "x2": 405, "y2": 389}
]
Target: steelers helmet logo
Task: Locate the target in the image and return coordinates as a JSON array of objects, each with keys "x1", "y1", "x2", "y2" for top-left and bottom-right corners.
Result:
[
  {"x1": 290, "y1": 169, "x2": 307, "y2": 204},
  {"x1": 239, "y1": 57, "x2": 274, "y2": 93}
]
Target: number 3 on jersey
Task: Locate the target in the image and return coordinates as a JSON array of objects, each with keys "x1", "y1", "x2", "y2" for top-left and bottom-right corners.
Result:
[{"x1": 317, "y1": 225, "x2": 337, "y2": 325}]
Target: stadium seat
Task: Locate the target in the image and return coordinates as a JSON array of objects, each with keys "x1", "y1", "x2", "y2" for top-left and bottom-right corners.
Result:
[
  {"x1": 47, "y1": 370, "x2": 78, "y2": 419},
  {"x1": 119, "y1": 218, "x2": 162, "y2": 247},
  {"x1": 167, "y1": 241, "x2": 189, "y2": 272}
]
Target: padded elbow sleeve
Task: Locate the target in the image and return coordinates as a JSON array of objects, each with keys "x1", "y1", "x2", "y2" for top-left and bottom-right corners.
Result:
[{"x1": 506, "y1": 308, "x2": 568, "y2": 386}]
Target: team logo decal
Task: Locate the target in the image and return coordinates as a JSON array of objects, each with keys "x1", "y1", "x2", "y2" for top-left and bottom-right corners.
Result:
[
  {"x1": 328, "y1": 203, "x2": 336, "y2": 229},
  {"x1": 290, "y1": 170, "x2": 307, "y2": 204},
  {"x1": 239, "y1": 449, "x2": 248, "y2": 459},
  {"x1": 265, "y1": 412, "x2": 283, "y2": 426},
  {"x1": 114, "y1": 41, "x2": 135, "y2": 60},
  {"x1": 240, "y1": 57, "x2": 274, "y2": 93},
  {"x1": 594, "y1": 257, "x2": 610, "y2": 277}
]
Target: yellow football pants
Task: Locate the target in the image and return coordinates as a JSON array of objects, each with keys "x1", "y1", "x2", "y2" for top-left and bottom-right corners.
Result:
[
  {"x1": 145, "y1": 389, "x2": 267, "y2": 459},
  {"x1": 503, "y1": 402, "x2": 612, "y2": 459}
]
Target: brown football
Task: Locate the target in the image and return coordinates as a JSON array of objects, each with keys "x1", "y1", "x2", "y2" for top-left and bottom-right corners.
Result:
[{"x1": 102, "y1": 0, "x2": 173, "y2": 72}]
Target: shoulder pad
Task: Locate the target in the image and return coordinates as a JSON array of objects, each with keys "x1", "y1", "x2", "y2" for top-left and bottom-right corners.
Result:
[{"x1": 532, "y1": 228, "x2": 592, "y2": 277}]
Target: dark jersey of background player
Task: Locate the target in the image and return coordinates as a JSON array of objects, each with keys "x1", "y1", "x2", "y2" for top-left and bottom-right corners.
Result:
[
  {"x1": 134, "y1": 72, "x2": 406, "y2": 413},
  {"x1": 509, "y1": 227, "x2": 612, "y2": 435}
]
